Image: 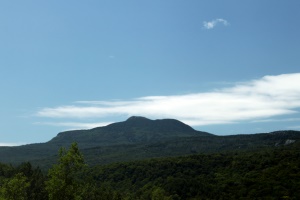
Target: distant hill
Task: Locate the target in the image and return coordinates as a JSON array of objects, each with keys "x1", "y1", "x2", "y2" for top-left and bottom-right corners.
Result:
[
  {"x1": 48, "y1": 116, "x2": 211, "y2": 148},
  {"x1": 0, "y1": 116, "x2": 299, "y2": 169}
]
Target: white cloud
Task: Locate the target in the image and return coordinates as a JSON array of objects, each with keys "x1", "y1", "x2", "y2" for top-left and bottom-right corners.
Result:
[
  {"x1": 0, "y1": 142, "x2": 24, "y2": 146},
  {"x1": 34, "y1": 121, "x2": 112, "y2": 130},
  {"x1": 37, "y1": 73, "x2": 300, "y2": 127},
  {"x1": 203, "y1": 18, "x2": 229, "y2": 29},
  {"x1": 251, "y1": 118, "x2": 300, "y2": 123}
]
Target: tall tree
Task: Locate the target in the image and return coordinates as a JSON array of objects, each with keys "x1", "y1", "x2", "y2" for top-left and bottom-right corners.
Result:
[
  {"x1": 0, "y1": 173, "x2": 30, "y2": 200},
  {"x1": 45, "y1": 142, "x2": 86, "y2": 200}
]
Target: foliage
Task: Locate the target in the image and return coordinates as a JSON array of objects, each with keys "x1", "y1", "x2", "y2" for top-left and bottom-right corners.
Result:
[
  {"x1": 90, "y1": 142, "x2": 300, "y2": 199},
  {"x1": 0, "y1": 173, "x2": 30, "y2": 200},
  {"x1": 45, "y1": 142, "x2": 87, "y2": 200},
  {"x1": 0, "y1": 139, "x2": 299, "y2": 199},
  {"x1": 16, "y1": 162, "x2": 47, "y2": 199},
  {"x1": 0, "y1": 129, "x2": 299, "y2": 169},
  {"x1": 0, "y1": 117, "x2": 299, "y2": 169},
  {"x1": 0, "y1": 162, "x2": 47, "y2": 200}
]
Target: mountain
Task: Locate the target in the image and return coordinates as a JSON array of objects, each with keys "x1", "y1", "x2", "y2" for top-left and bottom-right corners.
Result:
[
  {"x1": 0, "y1": 116, "x2": 211, "y2": 166},
  {"x1": 0, "y1": 116, "x2": 299, "y2": 169},
  {"x1": 48, "y1": 116, "x2": 211, "y2": 148},
  {"x1": 79, "y1": 129, "x2": 300, "y2": 166}
]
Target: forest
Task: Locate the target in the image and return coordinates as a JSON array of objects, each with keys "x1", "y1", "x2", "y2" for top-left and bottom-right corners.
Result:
[{"x1": 0, "y1": 141, "x2": 299, "y2": 200}]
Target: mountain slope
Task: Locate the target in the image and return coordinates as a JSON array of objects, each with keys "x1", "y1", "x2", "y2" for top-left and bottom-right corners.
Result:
[
  {"x1": 4, "y1": 130, "x2": 300, "y2": 169},
  {"x1": 0, "y1": 116, "x2": 211, "y2": 166},
  {"x1": 90, "y1": 141, "x2": 300, "y2": 199},
  {"x1": 48, "y1": 116, "x2": 211, "y2": 148},
  {"x1": 0, "y1": 117, "x2": 299, "y2": 169}
]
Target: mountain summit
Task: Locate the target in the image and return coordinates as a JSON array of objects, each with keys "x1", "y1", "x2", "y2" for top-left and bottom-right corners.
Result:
[
  {"x1": 108, "y1": 116, "x2": 201, "y2": 133},
  {"x1": 48, "y1": 116, "x2": 212, "y2": 147}
]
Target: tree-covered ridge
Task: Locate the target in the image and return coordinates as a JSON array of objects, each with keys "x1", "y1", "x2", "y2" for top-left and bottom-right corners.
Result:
[
  {"x1": 0, "y1": 116, "x2": 213, "y2": 166},
  {"x1": 1, "y1": 142, "x2": 300, "y2": 199},
  {"x1": 90, "y1": 142, "x2": 300, "y2": 199},
  {"x1": 48, "y1": 116, "x2": 211, "y2": 147},
  {"x1": 0, "y1": 128, "x2": 299, "y2": 168}
]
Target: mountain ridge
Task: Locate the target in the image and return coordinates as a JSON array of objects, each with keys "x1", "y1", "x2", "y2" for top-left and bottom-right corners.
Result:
[
  {"x1": 0, "y1": 116, "x2": 299, "y2": 168},
  {"x1": 48, "y1": 116, "x2": 212, "y2": 147}
]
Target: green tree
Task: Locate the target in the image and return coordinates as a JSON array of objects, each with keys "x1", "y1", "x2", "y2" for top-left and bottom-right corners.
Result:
[
  {"x1": 46, "y1": 142, "x2": 86, "y2": 200},
  {"x1": 151, "y1": 187, "x2": 171, "y2": 200},
  {"x1": 16, "y1": 162, "x2": 47, "y2": 200},
  {"x1": 0, "y1": 173, "x2": 30, "y2": 200}
]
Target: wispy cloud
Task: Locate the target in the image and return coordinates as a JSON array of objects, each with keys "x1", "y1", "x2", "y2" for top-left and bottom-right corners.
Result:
[
  {"x1": 203, "y1": 18, "x2": 229, "y2": 29},
  {"x1": 0, "y1": 142, "x2": 24, "y2": 147},
  {"x1": 34, "y1": 121, "x2": 112, "y2": 130},
  {"x1": 37, "y1": 73, "x2": 300, "y2": 127},
  {"x1": 251, "y1": 118, "x2": 300, "y2": 123}
]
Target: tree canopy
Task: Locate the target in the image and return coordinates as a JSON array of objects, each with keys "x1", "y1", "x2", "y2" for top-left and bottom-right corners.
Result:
[
  {"x1": 45, "y1": 142, "x2": 86, "y2": 200},
  {"x1": 0, "y1": 141, "x2": 299, "y2": 199}
]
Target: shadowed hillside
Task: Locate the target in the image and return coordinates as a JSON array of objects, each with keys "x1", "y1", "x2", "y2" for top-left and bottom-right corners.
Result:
[
  {"x1": 48, "y1": 116, "x2": 211, "y2": 147},
  {"x1": 0, "y1": 117, "x2": 299, "y2": 169}
]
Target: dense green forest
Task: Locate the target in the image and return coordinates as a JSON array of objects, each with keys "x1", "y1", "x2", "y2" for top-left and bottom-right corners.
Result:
[{"x1": 1, "y1": 142, "x2": 299, "y2": 200}]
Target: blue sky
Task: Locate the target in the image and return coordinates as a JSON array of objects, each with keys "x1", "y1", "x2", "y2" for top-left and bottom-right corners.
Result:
[{"x1": 1, "y1": 0, "x2": 300, "y2": 145}]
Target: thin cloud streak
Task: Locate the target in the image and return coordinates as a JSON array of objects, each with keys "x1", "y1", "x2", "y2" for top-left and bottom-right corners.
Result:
[
  {"x1": 251, "y1": 118, "x2": 300, "y2": 123},
  {"x1": 34, "y1": 121, "x2": 112, "y2": 130},
  {"x1": 37, "y1": 73, "x2": 300, "y2": 127},
  {"x1": 0, "y1": 142, "x2": 24, "y2": 147},
  {"x1": 203, "y1": 18, "x2": 229, "y2": 29}
]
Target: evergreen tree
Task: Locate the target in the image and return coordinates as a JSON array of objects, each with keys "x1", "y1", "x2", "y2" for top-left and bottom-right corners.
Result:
[
  {"x1": 0, "y1": 173, "x2": 30, "y2": 200},
  {"x1": 46, "y1": 142, "x2": 86, "y2": 200}
]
